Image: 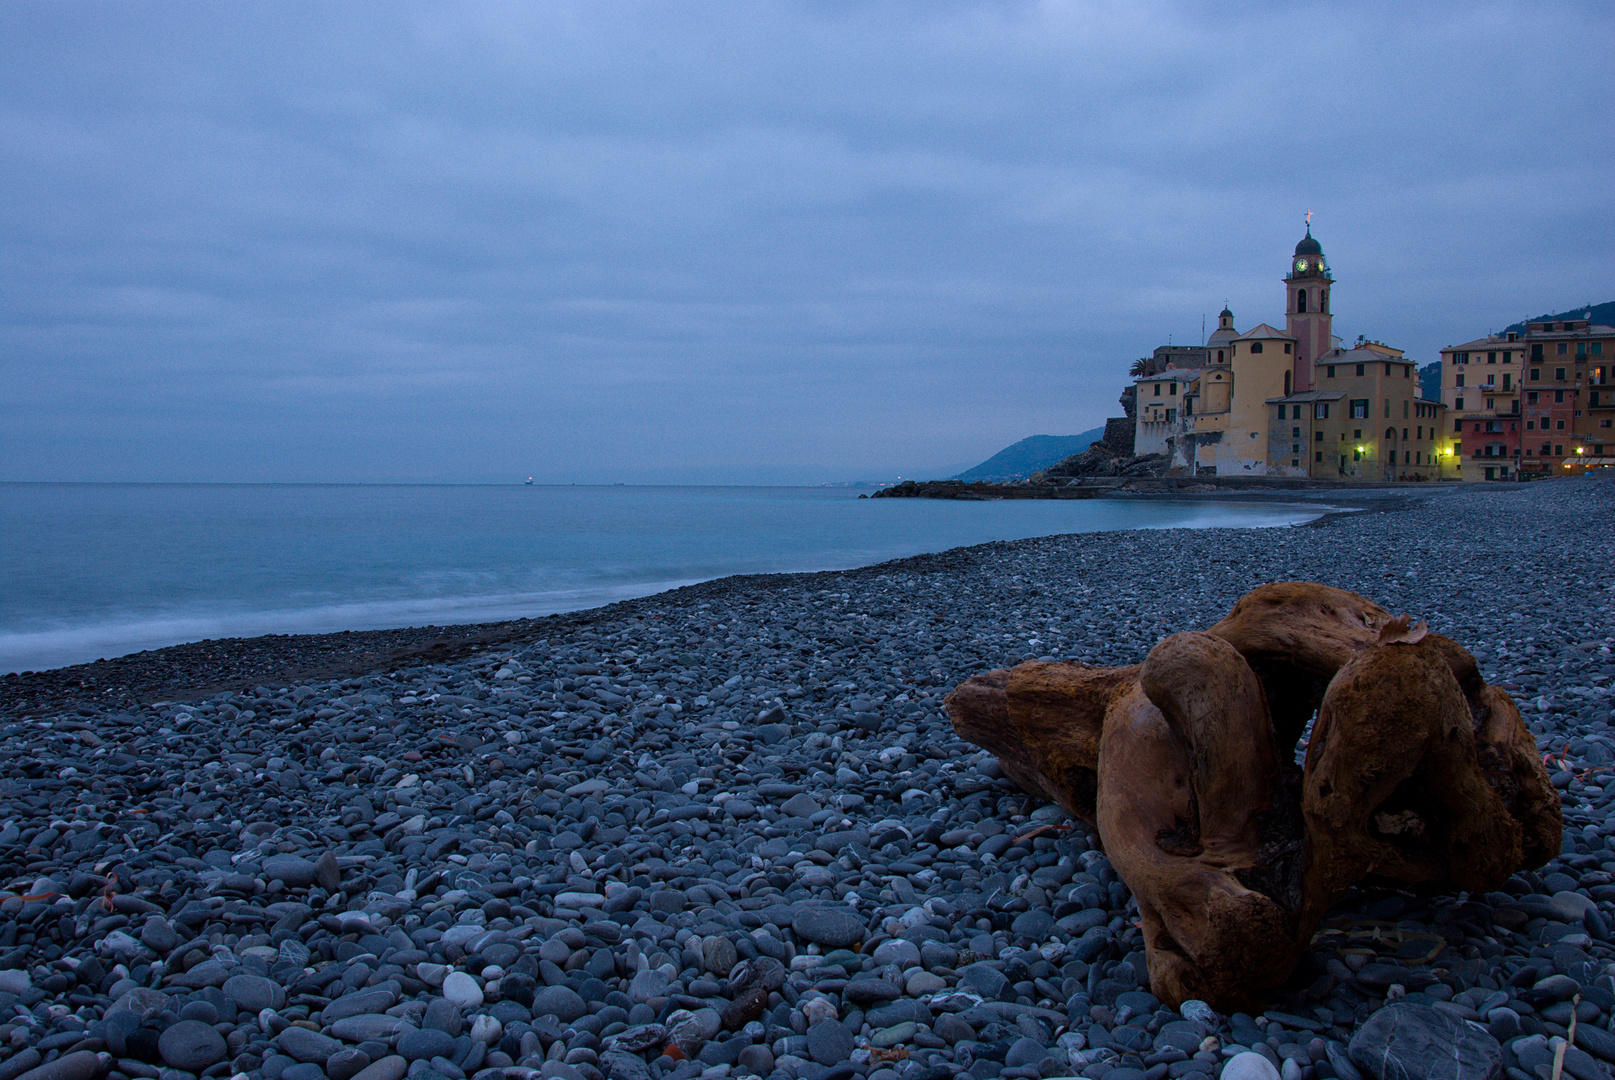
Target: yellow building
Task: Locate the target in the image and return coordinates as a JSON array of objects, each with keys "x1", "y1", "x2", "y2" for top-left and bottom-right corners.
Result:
[{"x1": 1139, "y1": 226, "x2": 1452, "y2": 480}]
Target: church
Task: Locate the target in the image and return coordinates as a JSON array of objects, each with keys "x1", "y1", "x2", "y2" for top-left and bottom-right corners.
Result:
[{"x1": 1132, "y1": 226, "x2": 1457, "y2": 480}]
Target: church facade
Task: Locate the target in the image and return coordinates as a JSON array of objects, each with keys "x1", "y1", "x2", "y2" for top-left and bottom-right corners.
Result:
[{"x1": 1133, "y1": 228, "x2": 1458, "y2": 480}]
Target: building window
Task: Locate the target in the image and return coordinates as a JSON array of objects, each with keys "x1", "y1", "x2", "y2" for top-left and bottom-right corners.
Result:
[
  {"x1": 1531, "y1": 367, "x2": 1541, "y2": 380},
  {"x1": 1326, "y1": 365, "x2": 1335, "y2": 378},
  {"x1": 1320, "y1": 291, "x2": 1328, "y2": 312},
  {"x1": 1154, "y1": 384, "x2": 1161, "y2": 396},
  {"x1": 1556, "y1": 445, "x2": 1564, "y2": 455},
  {"x1": 1503, "y1": 351, "x2": 1511, "y2": 363},
  {"x1": 1456, "y1": 374, "x2": 1464, "y2": 387},
  {"x1": 1291, "y1": 405, "x2": 1301, "y2": 419},
  {"x1": 1532, "y1": 344, "x2": 1544, "y2": 361},
  {"x1": 1594, "y1": 342, "x2": 1604, "y2": 355},
  {"x1": 1284, "y1": 343, "x2": 1292, "y2": 354},
  {"x1": 1315, "y1": 430, "x2": 1323, "y2": 441},
  {"x1": 1556, "y1": 390, "x2": 1566, "y2": 403},
  {"x1": 1457, "y1": 352, "x2": 1468, "y2": 363},
  {"x1": 1315, "y1": 451, "x2": 1323, "y2": 462},
  {"x1": 1169, "y1": 383, "x2": 1177, "y2": 395},
  {"x1": 1487, "y1": 352, "x2": 1496, "y2": 364},
  {"x1": 1557, "y1": 368, "x2": 1567, "y2": 381},
  {"x1": 1250, "y1": 342, "x2": 1263, "y2": 354},
  {"x1": 1558, "y1": 343, "x2": 1568, "y2": 355},
  {"x1": 1296, "y1": 289, "x2": 1307, "y2": 313},
  {"x1": 1455, "y1": 397, "x2": 1464, "y2": 410},
  {"x1": 1354, "y1": 429, "x2": 1362, "y2": 439},
  {"x1": 1314, "y1": 403, "x2": 1330, "y2": 419},
  {"x1": 1350, "y1": 399, "x2": 1368, "y2": 419},
  {"x1": 1355, "y1": 364, "x2": 1365, "y2": 376}
]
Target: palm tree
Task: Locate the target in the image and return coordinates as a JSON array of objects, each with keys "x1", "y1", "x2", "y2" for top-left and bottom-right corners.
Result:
[{"x1": 1128, "y1": 358, "x2": 1149, "y2": 378}]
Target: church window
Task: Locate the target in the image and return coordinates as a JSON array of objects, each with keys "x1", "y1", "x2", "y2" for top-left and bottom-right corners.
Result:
[
  {"x1": 1284, "y1": 343, "x2": 1292, "y2": 354},
  {"x1": 1284, "y1": 371, "x2": 1291, "y2": 395},
  {"x1": 1297, "y1": 290, "x2": 1307, "y2": 313},
  {"x1": 1217, "y1": 350, "x2": 1224, "y2": 362},
  {"x1": 1250, "y1": 342, "x2": 1264, "y2": 354},
  {"x1": 1321, "y1": 291, "x2": 1327, "y2": 312}
]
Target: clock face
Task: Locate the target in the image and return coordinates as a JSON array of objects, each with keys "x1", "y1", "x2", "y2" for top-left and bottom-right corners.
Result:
[{"x1": 1295, "y1": 259, "x2": 1309, "y2": 272}]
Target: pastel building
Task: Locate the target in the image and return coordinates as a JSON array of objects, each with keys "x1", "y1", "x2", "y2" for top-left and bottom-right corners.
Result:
[
  {"x1": 1136, "y1": 227, "x2": 1452, "y2": 480},
  {"x1": 1440, "y1": 313, "x2": 1615, "y2": 480}
]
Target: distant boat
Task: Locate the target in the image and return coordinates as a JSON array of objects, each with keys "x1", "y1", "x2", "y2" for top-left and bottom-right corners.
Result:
[{"x1": 524, "y1": 477, "x2": 534, "y2": 486}]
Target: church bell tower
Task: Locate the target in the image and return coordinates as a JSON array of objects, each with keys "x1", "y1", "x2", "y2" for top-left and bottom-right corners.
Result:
[{"x1": 1284, "y1": 218, "x2": 1333, "y2": 394}]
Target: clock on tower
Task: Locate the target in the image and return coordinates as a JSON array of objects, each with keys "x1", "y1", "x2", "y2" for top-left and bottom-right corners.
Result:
[{"x1": 1285, "y1": 221, "x2": 1334, "y2": 394}]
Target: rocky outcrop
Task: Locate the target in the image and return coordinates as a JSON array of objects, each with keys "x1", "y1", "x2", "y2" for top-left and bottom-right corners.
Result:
[{"x1": 1029, "y1": 440, "x2": 1166, "y2": 483}]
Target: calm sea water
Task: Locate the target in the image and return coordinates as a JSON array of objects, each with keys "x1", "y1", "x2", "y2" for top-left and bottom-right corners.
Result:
[{"x1": 0, "y1": 484, "x2": 1328, "y2": 674}]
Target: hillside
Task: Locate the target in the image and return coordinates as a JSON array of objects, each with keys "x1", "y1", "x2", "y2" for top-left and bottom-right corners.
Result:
[
  {"x1": 1419, "y1": 361, "x2": 1441, "y2": 402},
  {"x1": 1505, "y1": 300, "x2": 1614, "y2": 334},
  {"x1": 953, "y1": 429, "x2": 1105, "y2": 481}
]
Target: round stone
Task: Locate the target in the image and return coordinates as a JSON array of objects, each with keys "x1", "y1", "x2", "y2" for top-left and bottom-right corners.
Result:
[
  {"x1": 1223, "y1": 1052, "x2": 1282, "y2": 1080},
  {"x1": 327, "y1": 1048, "x2": 372, "y2": 1080},
  {"x1": 225, "y1": 973, "x2": 286, "y2": 1012},
  {"x1": 736, "y1": 1044, "x2": 775, "y2": 1076},
  {"x1": 159, "y1": 1018, "x2": 229, "y2": 1072},
  {"x1": 1004, "y1": 1037, "x2": 1049, "y2": 1068},
  {"x1": 791, "y1": 906, "x2": 865, "y2": 949},
  {"x1": 398, "y1": 1027, "x2": 457, "y2": 1062},
  {"x1": 263, "y1": 854, "x2": 319, "y2": 887},
  {"x1": 531, "y1": 985, "x2": 589, "y2": 1023},
  {"x1": 807, "y1": 1019, "x2": 854, "y2": 1065},
  {"x1": 442, "y1": 971, "x2": 484, "y2": 1010}
]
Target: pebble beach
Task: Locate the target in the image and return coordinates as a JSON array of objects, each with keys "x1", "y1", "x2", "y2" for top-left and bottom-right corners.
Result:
[{"x1": 1, "y1": 477, "x2": 1613, "y2": 1080}]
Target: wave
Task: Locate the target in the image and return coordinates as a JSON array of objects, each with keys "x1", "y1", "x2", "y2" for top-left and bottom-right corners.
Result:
[{"x1": 0, "y1": 579, "x2": 708, "y2": 675}]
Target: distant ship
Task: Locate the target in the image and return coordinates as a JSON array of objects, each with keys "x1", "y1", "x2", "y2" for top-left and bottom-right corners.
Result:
[{"x1": 524, "y1": 477, "x2": 534, "y2": 485}]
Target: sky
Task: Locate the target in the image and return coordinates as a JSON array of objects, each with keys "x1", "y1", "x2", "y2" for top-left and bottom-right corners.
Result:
[{"x1": 2, "y1": 2, "x2": 1611, "y2": 485}]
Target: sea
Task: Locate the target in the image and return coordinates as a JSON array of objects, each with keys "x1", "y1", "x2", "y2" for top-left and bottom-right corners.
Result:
[{"x1": 0, "y1": 483, "x2": 1331, "y2": 674}]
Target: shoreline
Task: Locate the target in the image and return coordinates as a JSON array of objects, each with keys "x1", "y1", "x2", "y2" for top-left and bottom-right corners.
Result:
[
  {"x1": 0, "y1": 492, "x2": 1397, "y2": 714},
  {"x1": 0, "y1": 476, "x2": 1605, "y2": 1080}
]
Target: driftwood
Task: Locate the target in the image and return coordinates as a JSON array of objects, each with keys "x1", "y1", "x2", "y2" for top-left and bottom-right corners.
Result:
[{"x1": 946, "y1": 582, "x2": 1561, "y2": 1012}]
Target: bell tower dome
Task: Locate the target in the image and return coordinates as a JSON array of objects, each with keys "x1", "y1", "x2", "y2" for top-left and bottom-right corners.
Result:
[{"x1": 1284, "y1": 216, "x2": 1333, "y2": 394}]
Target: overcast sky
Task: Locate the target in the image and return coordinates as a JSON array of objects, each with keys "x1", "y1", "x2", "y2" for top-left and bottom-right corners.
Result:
[{"x1": 2, "y1": 2, "x2": 1610, "y2": 485}]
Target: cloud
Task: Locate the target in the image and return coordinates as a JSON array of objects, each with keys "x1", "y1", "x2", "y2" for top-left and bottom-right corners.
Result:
[{"x1": 1, "y1": 0, "x2": 1611, "y2": 482}]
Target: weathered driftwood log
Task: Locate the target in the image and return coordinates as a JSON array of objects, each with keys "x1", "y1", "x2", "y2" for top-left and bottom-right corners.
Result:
[{"x1": 945, "y1": 582, "x2": 1561, "y2": 1013}]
